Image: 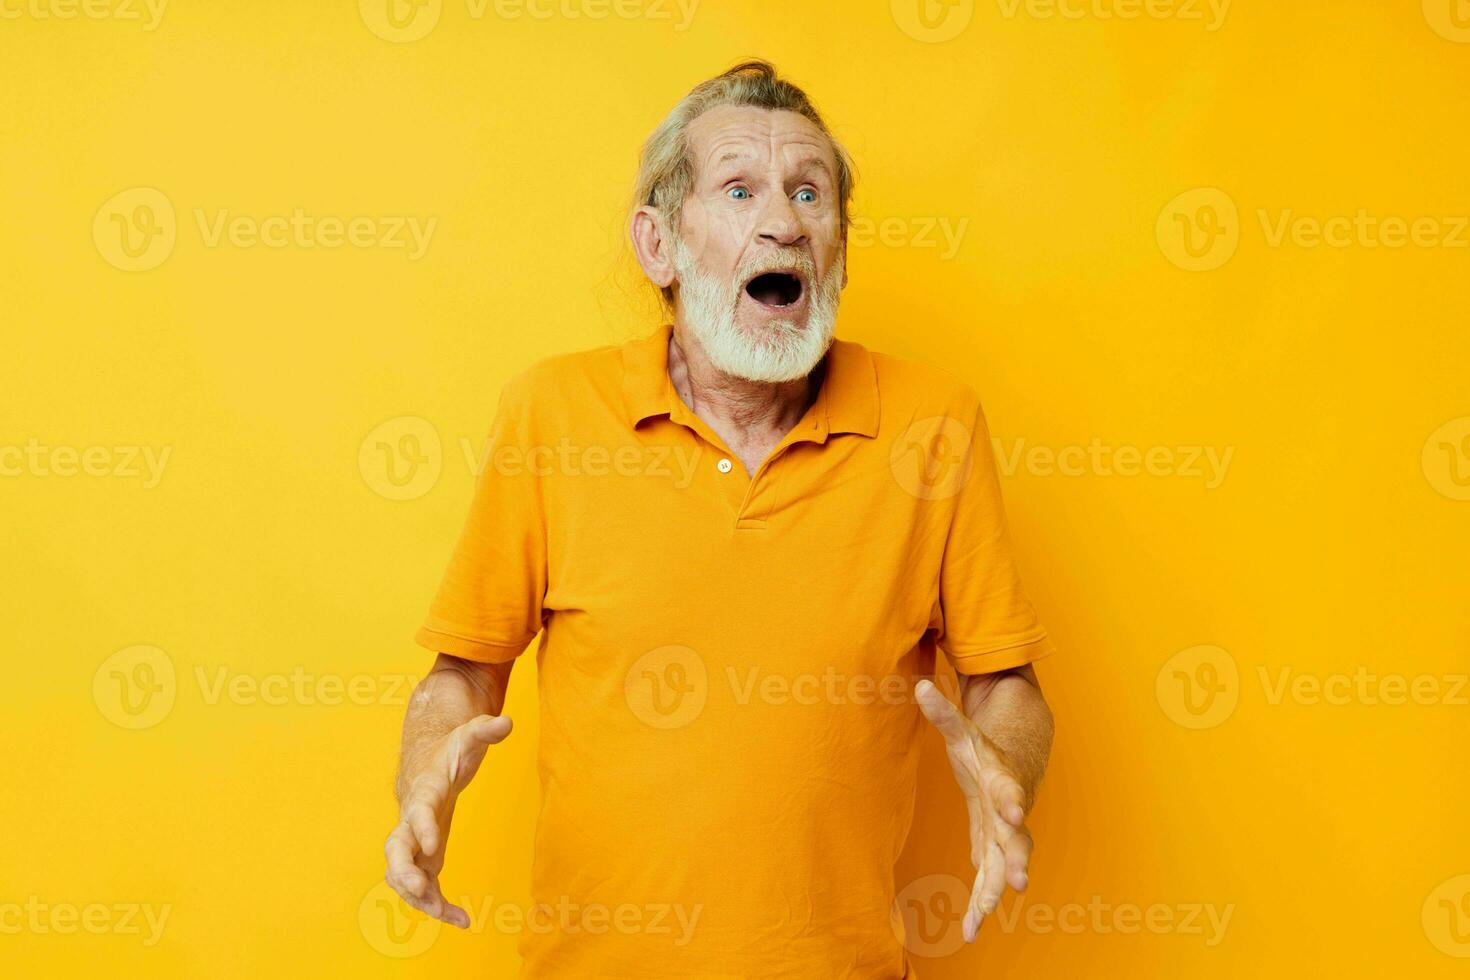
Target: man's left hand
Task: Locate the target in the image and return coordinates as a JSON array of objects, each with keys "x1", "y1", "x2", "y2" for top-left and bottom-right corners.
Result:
[{"x1": 915, "y1": 678, "x2": 1034, "y2": 943}]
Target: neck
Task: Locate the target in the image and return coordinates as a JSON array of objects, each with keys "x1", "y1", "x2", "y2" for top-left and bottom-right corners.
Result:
[{"x1": 667, "y1": 322, "x2": 821, "y2": 438}]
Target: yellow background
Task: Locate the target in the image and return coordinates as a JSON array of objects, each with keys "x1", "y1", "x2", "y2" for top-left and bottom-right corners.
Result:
[{"x1": 3, "y1": 0, "x2": 1469, "y2": 976}]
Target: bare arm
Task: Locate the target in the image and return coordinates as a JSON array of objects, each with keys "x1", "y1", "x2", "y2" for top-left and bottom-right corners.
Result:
[
  {"x1": 384, "y1": 654, "x2": 516, "y2": 927},
  {"x1": 916, "y1": 664, "x2": 1054, "y2": 942},
  {"x1": 395, "y1": 654, "x2": 514, "y2": 800},
  {"x1": 959, "y1": 664, "x2": 1054, "y2": 813}
]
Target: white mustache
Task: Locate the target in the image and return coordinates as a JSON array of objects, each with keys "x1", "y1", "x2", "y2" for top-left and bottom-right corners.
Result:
[{"x1": 733, "y1": 256, "x2": 816, "y2": 291}]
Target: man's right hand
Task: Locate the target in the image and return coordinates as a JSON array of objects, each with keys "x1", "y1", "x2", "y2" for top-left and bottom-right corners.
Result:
[{"x1": 383, "y1": 713, "x2": 513, "y2": 927}]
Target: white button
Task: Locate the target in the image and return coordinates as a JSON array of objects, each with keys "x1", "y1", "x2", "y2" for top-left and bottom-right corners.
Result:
[{"x1": 716, "y1": 458, "x2": 733, "y2": 473}]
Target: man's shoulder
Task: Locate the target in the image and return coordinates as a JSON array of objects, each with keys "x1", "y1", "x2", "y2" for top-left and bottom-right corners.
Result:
[
  {"x1": 862, "y1": 344, "x2": 985, "y2": 417},
  {"x1": 498, "y1": 335, "x2": 630, "y2": 408}
]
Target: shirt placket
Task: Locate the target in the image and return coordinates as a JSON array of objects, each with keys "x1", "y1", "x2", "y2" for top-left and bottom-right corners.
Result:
[{"x1": 665, "y1": 378, "x2": 832, "y2": 532}]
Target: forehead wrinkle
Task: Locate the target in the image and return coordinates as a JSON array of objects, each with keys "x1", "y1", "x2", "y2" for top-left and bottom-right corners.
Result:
[
  {"x1": 692, "y1": 109, "x2": 833, "y2": 177},
  {"x1": 703, "y1": 137, "x2": 833, "y2": 183}
]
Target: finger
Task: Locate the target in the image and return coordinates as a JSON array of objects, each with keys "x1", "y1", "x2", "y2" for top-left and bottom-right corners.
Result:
[
  {"x1": 465, "y1": 713, "x2": 514, "y2": 744},
  {"x1": 962, "y1": 789, "x2": 996, "y2": 943},
  {"x1": 962, "y1": 792, "x2": 988, "y2": 871},
  {"x1": 446, "y1": 714, "x2": 513, "y2": 786},
  {"x1": 914, "y1": 680, "x2": 969, "y2": 746},
  {"x1": 963, "y1": 874, "x2": 982, "y2": 943},
  {"x1": 990, "y1": 774, "x2": 1027, "y2": 828},
  {"x1": 384, "y1": 824, "x2": 427, "y2": 898},
  {"x1": 404, "y1": 799, "x2": 441, "y2": 859},
  {"x1": 398, "y1": 872, "x2": 457, "y2": 927},
  {"x1": 976, "y1": 839, "x2": 1008, "y2": 918},
  {"x1": 1000, "y1": 825, "x2": 1033, "y2": 892},
  {"x1": 421, "y1": 876, "x2": 470, "y2": 930},
  {"x1": 965, "y1": 767, "x2": 997, "y2": 872},
  {"x1": 398, "y1": 884, "x2": 436, "y2": 918},
  {"x1": 963, "y1": 847, "x2": 998, "y2": 944}
]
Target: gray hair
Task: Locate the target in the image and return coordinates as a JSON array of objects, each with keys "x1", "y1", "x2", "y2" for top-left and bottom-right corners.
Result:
[{"x1": 632, "y1": 59, "x2": 858, "y2": 309}]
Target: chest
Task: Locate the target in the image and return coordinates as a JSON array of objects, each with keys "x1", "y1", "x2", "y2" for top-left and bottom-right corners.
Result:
[{"x1": 537, "y1": 422, "x2": 953, "y2": 661}]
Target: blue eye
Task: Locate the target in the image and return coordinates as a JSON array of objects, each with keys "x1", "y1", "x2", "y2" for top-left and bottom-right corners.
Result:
[
  {"x1": 796, "y1": 190, "x2": 816, "y2": 203},
  {"x1": 728, "y1": 187, "x2": 750, "y2": 200}
]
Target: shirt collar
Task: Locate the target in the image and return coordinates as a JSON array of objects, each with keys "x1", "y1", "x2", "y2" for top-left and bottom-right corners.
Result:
[{"x1": 621, "y1": 323, "x2": 880, "y2": 439}]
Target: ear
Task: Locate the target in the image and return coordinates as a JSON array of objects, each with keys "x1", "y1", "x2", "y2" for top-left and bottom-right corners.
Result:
[{"x1": 631, "y1": 205, "x2": 676, "y2": 290}]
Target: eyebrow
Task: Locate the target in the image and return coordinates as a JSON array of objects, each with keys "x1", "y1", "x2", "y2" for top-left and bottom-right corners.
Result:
[{"x1": 709, "y1": 151, "x2": 834, "y2": 180}]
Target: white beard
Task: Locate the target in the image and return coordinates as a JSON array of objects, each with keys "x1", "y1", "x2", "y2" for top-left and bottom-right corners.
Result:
[{"x1": 669, "y1": 234, "x2": 845, "y2": 383}]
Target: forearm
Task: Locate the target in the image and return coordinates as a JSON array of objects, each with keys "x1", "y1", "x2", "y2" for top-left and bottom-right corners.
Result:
[
  {"x1": 395, "y1": 654, "x2": 513, "y2": 802},
  {"x1": 960, "y1": 666, "x2": 1054, "y2": 807}
]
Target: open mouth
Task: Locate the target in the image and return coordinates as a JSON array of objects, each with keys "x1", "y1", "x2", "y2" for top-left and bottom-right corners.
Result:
[{"x1": 743, "y1": 270, "x2": 806, "y2": 309}]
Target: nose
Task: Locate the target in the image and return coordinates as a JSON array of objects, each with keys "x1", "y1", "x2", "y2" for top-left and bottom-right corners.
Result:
[{"x1": 754, "y1": 193, "x2": 807, "y2": 248}]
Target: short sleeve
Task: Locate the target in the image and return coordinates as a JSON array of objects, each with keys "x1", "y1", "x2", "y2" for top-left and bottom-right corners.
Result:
[
  {"x1": 414, "y1": 375, "x2": 548, "y2": 663},
  {"x1": 931, "y1": 397, "x2": 1056, "y2": 675}
]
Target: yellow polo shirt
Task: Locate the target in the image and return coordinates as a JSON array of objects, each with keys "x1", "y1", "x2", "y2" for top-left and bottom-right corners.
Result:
[{"x1": 416, "y1": 323, "x2": 1054, "y2": 979}]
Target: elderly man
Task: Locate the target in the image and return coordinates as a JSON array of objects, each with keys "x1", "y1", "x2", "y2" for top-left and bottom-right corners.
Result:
[{"x1": 385, "y1": 60, "x2": 1056, "y2": 978}]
